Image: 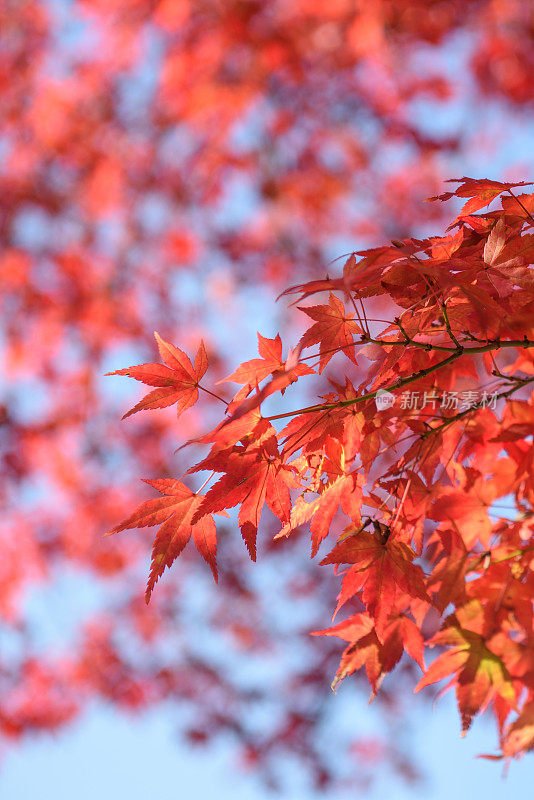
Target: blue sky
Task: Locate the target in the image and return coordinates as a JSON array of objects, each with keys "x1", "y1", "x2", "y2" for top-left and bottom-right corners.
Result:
[{"x1": 0, "y1": 692, "x2": 531, "y2": 800}]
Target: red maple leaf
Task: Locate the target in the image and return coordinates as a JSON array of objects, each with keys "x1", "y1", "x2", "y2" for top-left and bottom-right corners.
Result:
[
  {"x1": 313, "y1": 610, "x2": 425, "y2": 693},
  {"x1": 415, "y1": 602, "x2": 517, "y2": 734},
  {"x1": 426, "y1": 527, "x2": 470, "y2": 612},
  {"x1": 276, "y1": 437, "x2": 364, "y2": 557},
  {"x1": 221, "y1": 333, "x2": 313, "y2": 400},
  {"x1": 483, "y1": 217, "x2": 507, "y2": 266},
  {"x1": 107, "y1": 479, "x2": 218, "y2": 601},
  {"x1": 430, "y1": 487, "x2": 494, "y2": 549},
  {"x1": 321, "y1": 529, "x2": 429, "y2": 638},
  {"x1": 298, "y1": 292, "x2": 361, "y2": 372},
  {"x1": 192, "y1": 433, "x2": 297, "y2": 560},
  {"x1": 106, "y1": 332, "x2": 208, "y2": 419},
  {"x1": 429, "y1": 177, "x2": 533, "y2": 219},
  {"x1": 221, "y1": 332, "x2": 285, "y2": 397}
]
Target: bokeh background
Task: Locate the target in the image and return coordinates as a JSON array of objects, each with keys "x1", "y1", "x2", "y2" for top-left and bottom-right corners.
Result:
[{"x1": 1, "y1": 0, "x2": 534, "y2": 796}]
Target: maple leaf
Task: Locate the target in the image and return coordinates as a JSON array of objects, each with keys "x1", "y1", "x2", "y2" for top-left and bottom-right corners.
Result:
[
  {"x1": 483, "y1": 217, "x2": 507, "y2": 266},
  {"x1": 313, "y1": 614, "x2": 385, "y2": 694},
  {"x1": 221, "y1": 332, "x2": 285, "y2": 397},
  {"x1": 278, "y1": 277, "x2": 346, "y2": 305},
  {"x1": 106, "y1": 333, "x2": 208, "y2": 419},
  {"x1": 222, "y1": 364, "x2": 314, "y2": 425},
  {"x1": 465, "y1": 564, "x2": 534, "y2": 634},
  {"x1": 313, "y1": 611, "x2": 425, "y2": 694},
  {"x1": 501, "y1": 701, "x2": 534, "y2": 759},
  {"x1": 298, "y1": 292, "x2": 361, "y2": 372},
  {"x1": 107, "y1": 479, "x2": 218, "y2": 601},
  {"x1": 501, "y1": 192, "x2": 534, "y2": 221},
  {"x1": 321, "y1": 530, "x2": 429, "y2": 638},
  {"x1": 274, "y1": 472, "x2": 363, "y2": 555},
  {"x1": 430, "y1": 488, "x2": 493, "y2": 549},
  {"x1": 426, "y1": 527, "x2": 470, "y2": 612},
  {"x1": 275, "y1": 437, "x2": 364, "y2": 556},
  {"x1": 183, "y1": 409, "x2": 273, "y2": 458},
  {"x1": 221, "y1": 333, "x2": 313, "y2": 400},
  {"x1": 415, "y1": 603, "x2": 517, "y2": 734},
  {"x1": 489, "y1": 232, "x2": 534, "y2": 271},
  {"x1": 192, "y1": 434, "x2": 296, "y2": 560},
  {"x1": 215, "y1": 336, "x2": 314, "y2": 426},
  {"x1": 312, "y1": 437, "x2": 363, "y2": 556},
  {"x1": 385, "y1": 613, "x2": 426, "y2": 671},
  {"x1": 428, "y1": 177, "x2": 534, "y2": 218},
  {"x1": 309, "y1": 473, "x2": 362, "y2": 557}
]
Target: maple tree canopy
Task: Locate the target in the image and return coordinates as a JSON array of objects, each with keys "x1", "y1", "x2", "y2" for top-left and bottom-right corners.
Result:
[
  {"x1": 111, "y1": 177, "x2": 534, "y2": 764},
  {"x1": 4, "y1": 0, "x2": 534, "y2": 792}
]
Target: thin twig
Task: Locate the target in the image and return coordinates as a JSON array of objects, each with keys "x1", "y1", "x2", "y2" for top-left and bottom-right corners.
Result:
[{"x1": 267, "y1": 343, "x2": 534, "y2": 421}]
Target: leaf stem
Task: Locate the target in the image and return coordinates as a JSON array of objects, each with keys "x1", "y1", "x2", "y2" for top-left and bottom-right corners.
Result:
[{"x1": 199, "y1": 384, "x2": 228, "y2": 404}]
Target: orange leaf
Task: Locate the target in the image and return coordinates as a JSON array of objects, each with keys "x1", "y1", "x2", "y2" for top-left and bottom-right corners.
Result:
[
  {"x1": 298, "y1": 292, "x2": 361, "y2": 372},
  {"x1": 108, "y1": 479, "x2": 217, "y2": 601},
  {"x1": 415, "y1": 610, "x2": 517, "y2": 734},
  {"x1": 321, "y1": 532, "x2": 429, "y2": 638},
  {"x1": 106, "y1": 333, "x2": 208, "y2": 419}
]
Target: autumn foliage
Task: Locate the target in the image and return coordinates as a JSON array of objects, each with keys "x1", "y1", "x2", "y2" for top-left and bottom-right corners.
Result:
[
  {"x1": 110, "y1": 177, "x2": 534, "y2": 761},
  {"x1": 3, "y1": 0, "x2": 534, "y2": 791}
]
